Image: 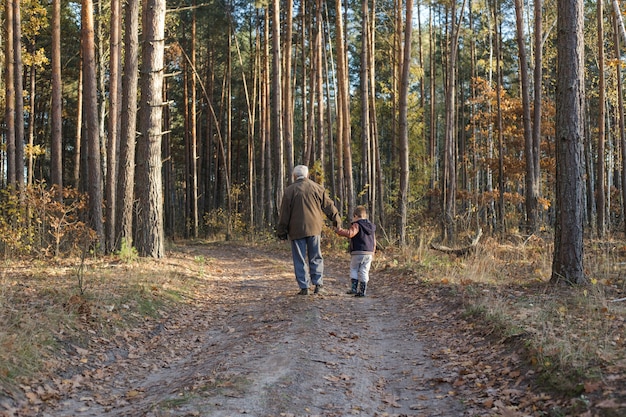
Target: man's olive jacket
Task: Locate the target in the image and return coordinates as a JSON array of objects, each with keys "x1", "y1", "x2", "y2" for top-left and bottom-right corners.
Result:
[{"x1": 276, "y1": 178, "x2": 341, "y2": 240}]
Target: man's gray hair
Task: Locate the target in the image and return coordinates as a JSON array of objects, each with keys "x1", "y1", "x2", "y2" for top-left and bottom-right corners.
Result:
[{"x1": 293, "y1": 165, "x2": 309, "y2": 179}]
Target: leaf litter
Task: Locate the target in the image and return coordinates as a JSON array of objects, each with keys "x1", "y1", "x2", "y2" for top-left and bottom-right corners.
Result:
[{"x1": 0, "y1": 240, "x2": 625, "y2": 416}]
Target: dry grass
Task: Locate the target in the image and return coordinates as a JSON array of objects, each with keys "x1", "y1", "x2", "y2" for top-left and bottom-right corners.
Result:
[
  {"x1": 0, "y1": 254, "x2": 190, "y2": 395},
  {"x1": 386, "y1": 232, "x2": 626, "y2": 396}
]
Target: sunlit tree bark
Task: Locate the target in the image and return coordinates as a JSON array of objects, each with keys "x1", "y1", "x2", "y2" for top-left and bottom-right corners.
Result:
[
  {"x1": 335, "y1": 0, "x2": 354, "y2": 217},
  {"x1": 190, "y1": 3, "x2": 199, "y2": 238},
  {"x1": 13, "y1": 0, "x2": 25, "y2": 192},
  {"x1": 398, "y1": 0, "x2": 412, "y2": 246},
  {"x1": 442, "y1": 1, "x2": 464, "y2": 243},
  {"x1": 514, "y1": 0, "x2": 536, "y2": 233},
  {"x1": 136, "y1": 0, "x2": 166, "y2": 258},
  {"x1": 532, "y1": 0, "x2": 542, "y2": 232},
  {"x1": 82, "y1": 0, "x2": 104, "y2": 246},
  {"x1": 551, "y1": 0, "x2": 586, "y2": 285},
  {"x1": 360, "y1": 0, "x2": 371, "y2": 209},
  {"x1": 106, "y1": 0, "x2": 121, "y2": 251},
  {"x1": 50, "y1": 0, "x2": 63, "y2": 198},
  {"x1": 116, "y1": 0, "x2": 139, "y2": 248}
]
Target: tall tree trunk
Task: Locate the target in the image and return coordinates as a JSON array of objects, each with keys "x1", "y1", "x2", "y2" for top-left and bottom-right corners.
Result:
[
  {"x1": 74, "y1": 65, "x2": 83, "y2": 189},
  {"x1": 225, "y1": 7, "x2": 233, "y2": 239},
  {"x1": 51, "y1": 0, "x2": 63, "y2": 198},
  {"x1": 27, "y1": 60, "x2": 35, "y2": 187},
  {"x1": 428, "y1": 6, "x2": 436, "y2": 215},
  {"x1": 336, "y1": 0, "x2": 354, "y2": 216},
  {"x1": 106, "y1": 0, "x2": 121, "y2": 251},
  {"x1": 442, "y1": 1, "x2": 463, "y2": 243},
  {"x1": 283, "y1": 0, "x2": 294, "y2": 176},
  {"x1": 369, "y1": 0, "x2": 381, "y2": 226},
  {"x1": 136, "y1": 0, "x2": 166, "y2": 258},
  {"x1": 398, "y1": 0, "x2": 412, "y2": 246},
  {"x1": 611, "y1": 0, "x2": 626, "y2": 46},
  {"x1": 4, "y1": 0, "x2": 16, "y2": 187},
  {"x1": 514, "y1": 0, "x2": 536, "y2": 233},
  {"x1": 361, "y1": 0, "x2": 371, "y2": 208},
  {"x1": 116, "y1": 0, "x2": 139, "y2": 247},
  {"x1": 315, "y1": 0, "x2": 325, "y2": 172},
  {"x1": 615, "y1": 10, "x2": 626, "y2": 236},
  {"x1": 494, "y1": 0, "x2": 505, "y2": 234},
  {"x1": 303, "y1": 2, "x2": 312, "y2": 166},
  {"x1": 264, "y1": 7, "x2": 273, "y2": 226},
  {"x1": 97, "y1": 0, "x2": 107, "y2": 179},
  {"x1": 190, "y1": 2, "x2": 199, "y2": 238},
  {"x1": 253, "y1": 12, "x2": 262, "y2": 229},
  {"x1": 13, "y1": 0, "x2": 25, "y2": 192},
  {"x1": 392, "y1": 0, "x2": 401, "y2": 220},
  {"x1": 234, "y1": 16, "x2": 257, "y2": 231},
  {"x1": 532, "y1": 0, "x2": 542, "y2": 230},
  {"x1": 183, "y1": 64, "x2": 191, "y2": 237},
  {"x1": 82, "y1": 0, "x2": 104, "y2": 246},
  {"x1": 272, "y1": 0, "x2": 284, "y2": 219},
  {"x1": 163, "y1": 78, "x2": 174, "y2": 237},
  {"x1": 596, "y1": 0, "x2": 606, "y2": 238},
  {"x1": 469, "y1": 0, "x2": 480, "y2": 227},
  {"x1": 320, "y1": 2, "x2": 335, "y2": 197},
  {"x1": 551, "y1": 0, "x2": 586, "y2": 285}
]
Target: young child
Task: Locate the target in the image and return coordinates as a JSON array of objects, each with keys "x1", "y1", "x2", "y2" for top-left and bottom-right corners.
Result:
[{"x1": 335, "y1": 205, "x2": 376, "y2": 297}]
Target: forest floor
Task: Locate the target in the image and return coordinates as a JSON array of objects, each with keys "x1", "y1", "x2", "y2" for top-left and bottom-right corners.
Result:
[{"x1": 1, "y1": 238, "x2": 625, "y2": 417}]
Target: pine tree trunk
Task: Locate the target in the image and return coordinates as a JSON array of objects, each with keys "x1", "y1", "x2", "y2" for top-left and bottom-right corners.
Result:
[
  {"x1": 283, "y1": 0, "x2": 294, "y2": 177},
  {"x1": 13, "y1": 0, "x2": 25, "y2": 192},
  {"x1": 106, "y1": 0, "x2": 121, "y2": 251},
  {"x1": 398, "y1": 0, "x2": 412, "y2": 246},
  {"x1": 494, "y1": 4, "x2": 505, "y2": 234},
  {"x1": 615, "y1": 12, "x2": 626, "y2": 237},
  {"x1": 596, "y1": 0, "x2": 606, "y2": 238},
  {"x1": 443, "y1": 3, "x2": 459, "y2": 243},
  {"x1": 336, "y1": 0, "x2": 354, "y2": 217},
  {"x1": 4, "y1": 0, "x2": 16, "y2": 187},
  {"x1": 360, "y1": 0, "x2": 371, "y2": 209},
  {"x1": 82, "y1": 0, "x2": 104, "y2": 247},
  {"x1": 74, "y1": 66, "x2": 83, "y2": 189},
  {"x1": 551, "y1": 0, "x2": 586, "y2": 285},
  {"x1": 532, "y1": 0, "x2": 543, "y2": 231},
  {"x1": 190, "y1": 3, "x2": 199, "y2": 238},
  {"x1": 116, "y1": 0, "x2": 139, "y2": 247},
  {"x1": 515, "y1": 0, "x2": 537, "y2": 234},
  {"x1": 136, "y1": 0, "x2": 166, "y2": 258},
  {"x1": 272, "y1": 0, "x2": 284, "y2": 222},
  {"x1": 51, "y1": 0, "x2": 63, "y2": 198}
]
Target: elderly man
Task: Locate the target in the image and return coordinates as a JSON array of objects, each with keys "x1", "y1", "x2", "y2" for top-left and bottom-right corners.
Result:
[{"x1": 276, "y1": 165, "x2": 341, "y2": 295}]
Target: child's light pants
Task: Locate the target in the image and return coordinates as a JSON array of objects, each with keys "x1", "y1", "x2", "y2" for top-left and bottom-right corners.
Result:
[{"x1": 350, "y1": 254, "x2": 372, "y2": 283}]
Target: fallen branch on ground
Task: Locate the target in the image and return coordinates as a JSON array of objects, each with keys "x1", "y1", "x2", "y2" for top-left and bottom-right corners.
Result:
[{"x1": 430, "y1": 228, "x2": 483, "y2": 256}]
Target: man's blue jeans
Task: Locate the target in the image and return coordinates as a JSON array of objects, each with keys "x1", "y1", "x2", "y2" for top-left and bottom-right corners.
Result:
[{"x1": 291, "y1": 235, "x2": 323, "y2": 289}]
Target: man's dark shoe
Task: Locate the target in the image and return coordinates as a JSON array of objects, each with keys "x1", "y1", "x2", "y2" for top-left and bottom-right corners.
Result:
[
  {"x1": 314, "y1": 285, "x2": 325, "y2": 294},
  {"x1": 298, "y1": 288, "x2": 309, "y2": 295}
]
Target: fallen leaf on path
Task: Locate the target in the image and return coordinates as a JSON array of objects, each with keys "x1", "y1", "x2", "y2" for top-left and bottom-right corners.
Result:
[{"x1": 381, "y1": 393, "x2": 401, "y2": 408}]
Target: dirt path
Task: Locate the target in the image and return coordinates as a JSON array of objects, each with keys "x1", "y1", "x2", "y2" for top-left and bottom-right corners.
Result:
[{"x1": 20, "y1": 242, "x2": 501, "y2": 417}]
